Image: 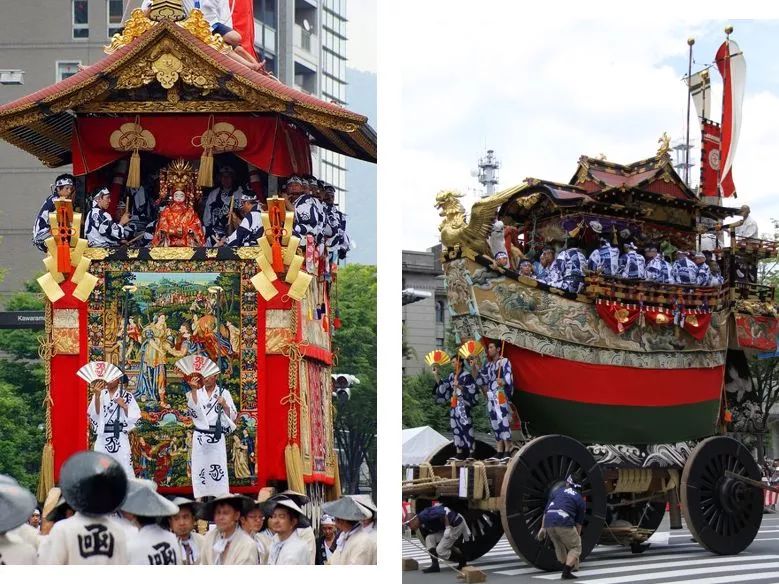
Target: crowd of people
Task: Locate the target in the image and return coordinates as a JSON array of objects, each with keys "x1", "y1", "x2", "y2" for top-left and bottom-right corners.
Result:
[
  {"x1": 0, "y1": 451, "x2": 376, "y2": 565},
  {"x1": 501, "y1": 220, "x2": 725, "y2": 294},
  {"x1": 32, "y1": 169, "x2": 351, "y2": 263}
]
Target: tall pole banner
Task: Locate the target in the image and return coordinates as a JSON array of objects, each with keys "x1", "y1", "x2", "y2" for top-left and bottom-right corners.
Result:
[
  {"x1": 715, "y1": 38, "x2": 746, "y2": 198},
  {"x1": 699, "y1": 120, "x2": 721, "y2": 197}
]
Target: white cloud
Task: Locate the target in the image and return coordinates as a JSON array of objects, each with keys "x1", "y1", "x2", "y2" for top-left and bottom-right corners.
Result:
[{"x1": 397, "y1": 10, "x2": 779, "y2": 249}]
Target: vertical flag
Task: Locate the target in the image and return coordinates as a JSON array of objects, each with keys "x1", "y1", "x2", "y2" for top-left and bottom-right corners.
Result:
[
  {"x1": 686, "y1": 70, "x2": 711, "y2": 127},
  {"x1": 699, "y1": 120, "x2": 721, "y2": 197},
  {"x1": 715, "y1": 39, "x2": 746, "y2": 197},
  {"x1": 230, "y1": 0, "x2": 258, "y2": 61}
]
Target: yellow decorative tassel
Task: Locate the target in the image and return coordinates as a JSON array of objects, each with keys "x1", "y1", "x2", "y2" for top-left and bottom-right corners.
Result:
[
  {"x1": 327, "y1": 456, "x2": 342, "y2": 501},
  {"x1": 285, "y1": 443, "x2": 306, "y2": 493},
  {"x1": 197, "y1": 148, "x2": 214, "y2": 187},
  {"x1": 36, "y1": 442, "x2": 55, "y2": 502},
  {"x1": 127, "y1": 150, "x2": 141, "y2": 188}
]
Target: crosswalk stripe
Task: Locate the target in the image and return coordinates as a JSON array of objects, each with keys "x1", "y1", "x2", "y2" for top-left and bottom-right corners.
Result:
[
  {"x1": 531, "y1": 554, "x2": 779, "y2": 580},
  {"x1": 568, "y1": 560, "x2": 779, "y2": 584},
  {"x1": 661, "y1": 572, "x2": 779, "y2": 584},
  {"x1": 496, "y1": 552, "x2": 712, "y2": 576}
]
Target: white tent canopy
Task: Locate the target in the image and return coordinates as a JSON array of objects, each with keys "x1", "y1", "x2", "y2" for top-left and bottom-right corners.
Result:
[{"x1": 402, "y1": 426, "x2": 449, "y2": 465}]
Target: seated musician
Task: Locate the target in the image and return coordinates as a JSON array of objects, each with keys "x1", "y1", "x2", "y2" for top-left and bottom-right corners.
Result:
[
  {"x1": 286, "y1": 176, "x2": 322, "y2": 252},
  {"x1": 693, "y1": 251, "x2": 712, "y2": 286},
  {"x1": 587, "y1": 222, "x2": 619, "y2": 276},
  {"x1": 85, "y1": 187, "x2": 131, "y2": 247},
  {"x1": 709, "y1": 261, "x2": 724, "y2": 286},
  {"x1": 644, "y1": 245, "x2": 675, "y2": 284},
  {"x1": 224, "y1": 190, "x2": 264, "y2": 247},
  {"x1": 672, "y1": 250, "x2": 698, "y2": 284},
  {"x1": 152, "y1": 187, "x2": 205, "y2": 247},
  {"x1": 533, "y1": 246, "x2": 555, "y2": 283},
  {"x1": 518, "y1": 259, "x2": 534, "y2": 277},
  {"x1": 547, "y1": 235, "x2": 587, "y2": 294},
  {"x1": 203, "y1": 166, "x2": 244, "y2": 247},
  {"x1": 618, "y1": 242, "x2": 646, "y2": 279}
]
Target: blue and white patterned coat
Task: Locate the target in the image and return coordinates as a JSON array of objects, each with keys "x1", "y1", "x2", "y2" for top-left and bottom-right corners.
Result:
[
  {"x1": 645, "y1": 256, "x2": 675, "y2": 284},
  {"x1": 587, "y1": 242, "x2": 620, "y2": 276},
  {"x1": 84, "y1": 203, "x2": 129, "y2": 247},
  {"x1": 32, "y1": 194, "x2": 58, "y2": 252},
  {"x1": 695, "y1": 262, "x2": 712, "y2": 286},
  {"x1": 672, "y1": 257, "x2": 698, "y2": 284},
  {"x1": 533, "y1": 261, "x2": 551, "y2": 283},
  {"x1": 203, "y1": 186, "x2": 243, "y2": 246},
  {"x1": 476, "y1": 358, "x2": 514, "y2": 441},
  {"x1": 292, "y1": 194, "x2": 323, "y2": 247},
  {"x1": 548, "y1": 248, "x2": 587, "y2": 293},
  {"x1": 225, "y1": 209, "x2": 264, "y2": 247},
  {"x1": 619, "y1": 250, "x2": 646, "y2": 279},
  {"x1": 434, "y1": 370, "x2": 479, "y2": 452}
]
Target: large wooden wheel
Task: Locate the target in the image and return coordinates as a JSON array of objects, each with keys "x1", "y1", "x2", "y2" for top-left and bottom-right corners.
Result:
[
  {"x1": 412, "y1": 440, "x2": 503, "y2": 561},
  {"x1": 426, "y1": 439, "x2": 497, "y2": 465},
  {"x1": 415, "y1": 498, "x2": 505, "y2": 561},
  {"x1": 501, "y1": 435, "x2": 606, "y2": 571},
  {"x1": 682, "y1": 436, "x2": 763, "y2": 555}
]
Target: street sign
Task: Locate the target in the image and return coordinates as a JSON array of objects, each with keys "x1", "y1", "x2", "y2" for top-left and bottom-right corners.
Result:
[{"x1": 0, "y1": 311, "x2": 45, "y2": 329}]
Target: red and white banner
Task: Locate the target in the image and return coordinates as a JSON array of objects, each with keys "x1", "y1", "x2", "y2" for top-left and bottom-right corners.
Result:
[
  {"x1": 699, "y1": 119, "x2": 721, "y2": 197},
  {"x1": 715, "y1": 39, "x2": 746, "y2": 198}
]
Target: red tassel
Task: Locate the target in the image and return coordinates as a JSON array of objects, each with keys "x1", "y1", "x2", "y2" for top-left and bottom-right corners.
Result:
[
  {"x1": 271, "y1": 240, "x2": 284, "y2": 273},
  {"x1": 322, "y1": 314, "x2": 329, "y2": 332},
  {"x1": 333, "y1": 317, "x2": 342, "y2": 329},
  {"x1": 57, "y1": 241, "x2": 70, "y2": 273}
]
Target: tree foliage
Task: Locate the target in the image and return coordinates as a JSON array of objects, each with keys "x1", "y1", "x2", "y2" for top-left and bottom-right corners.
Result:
[
  {"x1": 331, "y1": 264, "x2": 377, "y2": 495},
  {"x1": 0, "y1": 281, "x2": 45, "y2": 492}
]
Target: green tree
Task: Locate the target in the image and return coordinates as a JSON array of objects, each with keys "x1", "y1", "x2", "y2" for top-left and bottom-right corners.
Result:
[
  {"x1": 0, "y1": 281, "x2": 45, "y2": 492},
  {"x1": 332, "y1": 264, "x2": 377, "y2": 495}
]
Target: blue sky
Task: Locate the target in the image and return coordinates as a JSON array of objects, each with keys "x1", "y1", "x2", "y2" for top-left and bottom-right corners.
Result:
[{"x1": 398, "y1": 11, "x2": 779, "y2": 251}]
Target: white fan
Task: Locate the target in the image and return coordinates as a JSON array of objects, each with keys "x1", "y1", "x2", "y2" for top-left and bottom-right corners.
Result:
[
  {"x1": 174, "y1": 355, "x2": 220, "y2": 378},
  {"x1": 76, "y1": 361, "x2": 123, "y2": 384}
]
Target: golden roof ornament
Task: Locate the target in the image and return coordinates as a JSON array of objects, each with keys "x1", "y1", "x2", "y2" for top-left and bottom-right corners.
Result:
[
  {"x1": 105, "y1": 9, "x2": 155, "y2": 54},
  {"x1": 148, "y1": 0, "x2": 187, "y2": 21},
  {"x1": 656, "y1": 132, "x2": 671, "y2": 158}
]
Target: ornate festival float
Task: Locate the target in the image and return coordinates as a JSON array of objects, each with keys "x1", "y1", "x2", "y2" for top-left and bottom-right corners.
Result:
[
  {"x1": 0, "y1": 2, "x2": 376, "y2": 514},
  {"x1": 402, "y1": 30, "x2": 779, "y2": 570}
]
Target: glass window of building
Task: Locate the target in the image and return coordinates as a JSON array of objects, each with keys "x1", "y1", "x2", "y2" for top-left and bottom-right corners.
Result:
[
  {"x1": 73, "y1": 0, "x2": 89, "y2": 39},
  {"x1": 107, "y1": 0, "x2": 123, "y2": 37},
  {"x1": 56, "y1": 61, "x2": 82, "y2": 82}
]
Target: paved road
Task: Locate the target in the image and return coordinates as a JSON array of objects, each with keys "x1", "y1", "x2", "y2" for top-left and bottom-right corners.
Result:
[{"x1": 402, "y1": 514, "x2": 779, "y2": 583}]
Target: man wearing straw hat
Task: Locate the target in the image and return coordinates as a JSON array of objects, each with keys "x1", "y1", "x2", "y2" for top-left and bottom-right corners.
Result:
[
  {"x1": 268, "y1": 490, "x2": 317, "y2": 562},
  {"x1": 239, "y1": 493, "x2": 273, "y2": 564},
  {"x1": 38, "y1": 451, "x2": 129, "y2": 564},
  {"x1": 0, "y1": 474, "x2": 38, "y2": 564},
  {"x1": 350, "y1": 494, "x2": 377, "y2": 534},
  {"x1": 83, "y1": 364, "x2": 141, "y2": 479},
  {"x1": 122, "y1": 479, "x2": 180, "y2": 564},
  {"x1": 178, "y1": 355, "x2": 238, "y2": 500},
  {"x1": 324, "y1": 497, "x2": 376, "y2": 565},
  {"x1": 266, "y1": 496, "x2": 312, "y2": 564},
  {"x1": 200, "y1": 493, "x2": 259, "y2": 565},
  {"x1": 168, "y1": 496, "x2": 205, "y2": 565},
  {"x1": 40, "y1": 487, "x2": 74, "y2": 537}
]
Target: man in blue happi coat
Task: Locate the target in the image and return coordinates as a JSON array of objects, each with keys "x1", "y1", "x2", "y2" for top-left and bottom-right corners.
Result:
[
  {"x1": 32, "y1": 173, "x2": 76, "y2": 252},
  {"x1": 672, "y1": 250, "x2": 698, "y2": 284},
  {"x1": 618, "y1": 242, "x2": 645, "y2": 279},
  {"x1": 538, "y1": 476, "x2": 586, "y2": 580},
  {"x1": 471, "y1": 340, "x2": 513, "y2": 462},
  {"x1": 644, "y1": 245, "x2": 675, "y2": 284},
  {"x1": 547, "y1": 237, "x2": 587, "y2": 294},
  {"x1": 407, "y1": 505, "x2": 470, "y2": 573},
  {"x1": 693, "y1": 251, "x2": 712, "y2": 286},
  {"x1": 533, "y1": 246, "x2": 555, "y2": 283},
  {"x1": 432, "y1": 354, "x2": 479, "y2": 461}
]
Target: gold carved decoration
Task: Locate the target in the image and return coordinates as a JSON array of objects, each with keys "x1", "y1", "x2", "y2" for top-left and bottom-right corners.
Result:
[
  {"x1": 236, "y1": 247, "x2": 263, "y2": 260},
  {"x1": 152, "y1": 53, "x2": 184, "y2": 89},
  {"x1": 83, "y1": 248, "x2": 110, "y2": 260},
  {"x1": 178, "y1": 9, "x2": 228, "y2": 53},
  {"x1": 149, "y1": 0, "x2": 186, "y2": 21},
  {"x1": 657, "y1": 132, "x2": 671, "y2": 158},
  {"x1": 435, "y1": 185, "x2": 540, "y2": 255},
  {"x1": 148, "y1": 247, "x2": 196, "y2": 260},
  {"x1": 105, "y1": 9, "x2": 156, "y2": 54},
  {"x1": 52, "y1": 328, "x2": 80, "y2": 355},
  {"x1": 78, "y1": 100, "x2": 257, "y2": 114}
]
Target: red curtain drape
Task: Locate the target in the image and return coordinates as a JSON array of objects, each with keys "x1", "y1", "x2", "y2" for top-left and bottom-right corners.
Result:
[
  {"x1": 72, "y1": 115, "x2": 312, "y2": 178},
  {"x1": 230, "y1": 0, "x2": 257, "y2": 60}
]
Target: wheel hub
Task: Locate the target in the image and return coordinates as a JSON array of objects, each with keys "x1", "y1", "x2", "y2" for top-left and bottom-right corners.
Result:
[{"x1": 717, "y1": 477, "x2": 749, "y2": 515}]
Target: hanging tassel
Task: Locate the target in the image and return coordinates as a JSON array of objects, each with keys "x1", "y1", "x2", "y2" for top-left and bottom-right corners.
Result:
[
  {"x1": 333, "y1": 308, "x2": 341, "y2": 329},
  {"x1": 197, "y1": 147, "x2": 214, "y2": 188},
  {"x1": 127, "y1": 149, "x2": 142, "y2": 188},
  {"x1": 271, "y1": 239, "x2": 284, "y2": 272},
  {"x1": 36, "y1": 442, "x2": 55, "y2": 502},
  {"x1": 328, "y1": 453, "x2": 342, "y2": 500},
  {"x1": 322, "y1": 313, "x2": 329, "y2": 332},
  {"x1": 285, "y1": 443, "x2": 306, "y2": 493}
]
